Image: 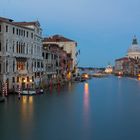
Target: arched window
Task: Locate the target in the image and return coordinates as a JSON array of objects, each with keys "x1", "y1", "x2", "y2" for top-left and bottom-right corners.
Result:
[{"x1": 16, "y1": 41, "x2": 18, "y2": 53}]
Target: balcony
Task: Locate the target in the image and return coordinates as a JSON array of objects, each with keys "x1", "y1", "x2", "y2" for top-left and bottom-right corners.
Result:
[{"x1": 17, "y1": 70, "x2": 28, "y2": 75}]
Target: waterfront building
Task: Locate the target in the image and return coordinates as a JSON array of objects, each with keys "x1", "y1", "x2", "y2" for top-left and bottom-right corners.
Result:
[
  {"x1": 115, "y1": 36, "x2": 140, "y2": 76},
  {"x1": 105, "y1": 64, "x2": 113, "y2": 74},
  {"x1": 43, "y1": 35, "x2": 77, "y2": 70},
  {"x1": 42, "y1": 43, "x2": 73, "y2": 81},
  {"x1": 0, "y1": 17, "x2": 43, "y2": 92},
  {"x1": 127, "y1": 36, "x2": 140, "y2": 59}
]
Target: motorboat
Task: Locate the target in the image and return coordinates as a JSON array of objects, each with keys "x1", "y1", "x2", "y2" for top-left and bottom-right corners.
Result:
[{"x1": 0, "y1": 97, "x2": 5, "y2": 102}]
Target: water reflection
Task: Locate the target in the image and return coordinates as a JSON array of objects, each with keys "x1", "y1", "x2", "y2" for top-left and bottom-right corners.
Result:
[
  {"x1": 19, "y1": 96, "x2": 34, "y2": 139},
  {"x1": 68, "y1": 82, "x2": 72, "y2": 92},
  {"x1": 83, "y1": 82, "x2": 90, "y2": 127},
  {"x1": 21, "y1": 96, "x2": 34, "y2": 122}
]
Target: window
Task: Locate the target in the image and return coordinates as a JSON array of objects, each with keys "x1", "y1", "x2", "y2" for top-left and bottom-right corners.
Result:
[
  {"x1": 19, "y1": 29, "x2": 21, "y2": 36},
  {"x1": 6, "y1": 25, "x2": 8, "y2": 32},
  {"x1": 24, "y1": 30, "x2": 25, "y2": 37},
  {"x1": 12, "y1": 77, "x2": 15, "y2": 83},
  {"x1": 16, "y1": 41, "x2": 18, "y2": 53},
  {"x1": 0, "y1": 41, "x2": 1, "y2": 51},
  {"x1": 13, "y1": 27, "x2": 15, "y2": 34},
  {"x1": 37, "y1": 62, "x2": 40, "y2": 68},
  {"x1": 13, "y1": 41, "x2": 15, "y2": 52},
  {"x1": 26, "y1": 31, "x2": 28, "y2": 37},
  {"x1": 0, "y1": 63, "x2": 1, "y2": 73},
  {"x1": 6, "y1": 39, "x2": 8, "y2": 51},
  {"x1": 16, "y1": 29, "x2": 18, "y2": 35},
  {"x1": 46, "y1": 53, "x2": 48, "y2": 59},
  {"x1": 17, "y1": 77, "x2": 19, "y2": 83},
  {"x1": 31, "y1": 33, "x2": 33, "y2": 39},
  {"x1": 42, "y1": 52, "x2": 44, "y2": 57},
  {"x1": 27, "y1": 77, "x2": 29, "y2": 82},
  {"x1": 13, "y1": 60, "x2": 15, "y2": 72}
]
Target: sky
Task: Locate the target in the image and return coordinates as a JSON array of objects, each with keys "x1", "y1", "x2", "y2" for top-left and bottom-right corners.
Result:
[{"x1": 1, "y1": 0, "x2": 140, "y2": 67}]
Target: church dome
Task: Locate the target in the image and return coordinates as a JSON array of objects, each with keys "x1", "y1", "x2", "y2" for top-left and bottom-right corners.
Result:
[{"x1": 127, "y1": 36, "x2": 140, "y2": 58}]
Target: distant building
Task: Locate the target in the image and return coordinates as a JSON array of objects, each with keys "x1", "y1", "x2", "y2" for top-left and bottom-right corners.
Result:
[
  {"x1": 0, "y1": 17, "x2": 43, "y2": 92},
  {"x1": 115, "y1": 36, "x2": 140, "y2": 76},
  {"x1": 127, "y1": 36, "x2": 140, "y2": 59},
  {"x1": 105, "y1": 65, "x2": 113, "y2": 74}
]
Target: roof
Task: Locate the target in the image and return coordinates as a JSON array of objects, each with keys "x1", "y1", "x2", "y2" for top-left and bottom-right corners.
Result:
[
  {"x1": 0, "y1": 17, "x2": 13, "y2": 22},
  {"x1": 14, "y1": 21, "x2": 40, "y2": 27},
  {"x1": 43, "y1": 35, "x2": 76, "y2": 43},
  {"x1": 0, "y1": 17, "x2": 34, "y2": 31},
  {"x1": 115, "y1": 57, "x2": 129, "y2": 61}
]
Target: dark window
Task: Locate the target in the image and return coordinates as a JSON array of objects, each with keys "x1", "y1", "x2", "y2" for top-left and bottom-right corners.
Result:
[
  {"x1": 27, "y1": 77, "x2": 29, "y2": 82},
  {"x1": 0, "y1": 42, "x2": 1, "y2": 51},
  {"x1": 26, "y1": 31, "x2": 28, "y2": 37},
  {"x1": 31, "y1": 33, "x2": 33, "y2": 39},
  {"x1": 17, "y1": 77, "x2": 19, "y2": 83},
  {"x1": 13, "y1": 27, "x2": 15, "y2": 34},
  {"x1": 12, "y1": 77, "x2": 15, "y2": 83},
  {"x1": 16, "y1": 29, "x2": 18, "y2": 35},
  {"x1": 6, "y1": 25, "x2": 8, "y2": 32},
  {"x1": 37, "y1": 62, "x2": 40, "y2": 68},
  {"x1": 46, "y1": 53, "x2": 48, "y2": 59},
  {"x1": 0, "y1": 63, "x2": 1, "y2": 73},
  {"x1": 6, "y1": 40, "x2": 8, "y2": 51},
  {"x1": 42, "y1": 52, "x2": 44, "y2": 57}
]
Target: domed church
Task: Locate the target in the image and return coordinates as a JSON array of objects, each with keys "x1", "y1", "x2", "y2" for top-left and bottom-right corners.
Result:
[{"x1": 127, "y1": 36, "x2": 140, "y2": 59}]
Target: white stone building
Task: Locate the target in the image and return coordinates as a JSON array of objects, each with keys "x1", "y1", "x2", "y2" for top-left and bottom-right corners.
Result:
[
  {"x1": 0, "y1": 17, "x2": 43, "y2": 92},
  {"x1": 127, "y1": 36, "x2": 140, "y2": 59}
]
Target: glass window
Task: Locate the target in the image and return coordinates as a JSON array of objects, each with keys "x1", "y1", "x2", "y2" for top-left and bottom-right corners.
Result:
[
  {"x1": 13, "y1": 27, "x2": 15, "y2": 34},
  {"x1": 0, "y1": 41, "x2": 1, "y2": 51},
  {"x1": 26, "y1": 31, "x2": 28, "y2": 37},
  {"x1": 6, "y1": 25, "x2": 8, "y2": 32},
  {"x1": 0, "y1": 63, "x2": 1, "y2": 73},
  {"x1": 16, "y1": 29, "x2": 18, "y2": 35}
]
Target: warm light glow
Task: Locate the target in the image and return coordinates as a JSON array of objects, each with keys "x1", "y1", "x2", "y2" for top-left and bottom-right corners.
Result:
[
  {"x1": 84, "y1": 82, "x2": 89, "y2": 94},
  {"x1": 83, "y1": 82, "x2": 90, "y2": 127},
  {"x1": 84, "y1": 74, "x2": 89, "y2": 79},
  {"x1": 138, "y1": 77, "x2": 140, "y2": 81},
  {"x1": 30, "y1": 79, "x2": 32, "y2": 82},
  {"x1": 29, "y1": 96, "x2": 33, "y2": 104},
  {"x1": 23, "y1": 79, "x2": 26, "y2": 83},
  {"x1": 23, "y1": 96, "x2": 27, "y2": 104},
  {"x1": 67, "y1": 72, "x2": 71, "y2": 80}
]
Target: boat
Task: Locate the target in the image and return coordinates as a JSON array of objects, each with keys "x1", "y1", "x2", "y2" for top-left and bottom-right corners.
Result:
[
  {"x1": 21, "y1": 88, "x2": 44, "y2": 95},
  {"x1": 0, "y1": 97, "x2": 6, "y2": 102},
  {"x1": 92, "y1": 73, "x2": 107, "y2": 78}
]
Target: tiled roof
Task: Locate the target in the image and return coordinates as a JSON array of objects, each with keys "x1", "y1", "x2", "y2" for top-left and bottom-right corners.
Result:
[
  {"x1": 0, "y1": 17, "x2": 13, "y2": 22},
  {"x1": 14, "y1": 21, "x2": 40, "y2": 27},
  {"x1": 115, "y1": 57, "x2": 129, "y2": 61},
  {"x1": 43, "y1": 35, "x2": 75, "y2": 42},
  {"x1": 0, "y1": 17, "x2": 34, "y2": 30}
]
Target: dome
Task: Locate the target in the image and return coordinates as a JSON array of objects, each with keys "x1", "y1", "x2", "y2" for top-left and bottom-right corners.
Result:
[{"x1": 127, "y1": 36, "x2": 140, "y2": 58}]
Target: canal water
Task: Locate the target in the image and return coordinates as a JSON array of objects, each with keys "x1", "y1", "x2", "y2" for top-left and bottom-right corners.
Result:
[{"x1": 1, "y1": 76, "x2": 140, "y2": 140}]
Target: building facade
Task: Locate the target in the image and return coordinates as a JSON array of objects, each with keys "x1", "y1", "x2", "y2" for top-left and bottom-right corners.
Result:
[
  {"x1": 42, "y1": 43, "x2": 73, "y2": 81},
  {"x1": 0, "y1": 17, "x2": 43, "y2": 92},
  {"x1": 43, "y1": 35, "x2": 77, "y2": 70},
  {"x1": 115, "y1": 36, "x2": 140, "y2": 76}
]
